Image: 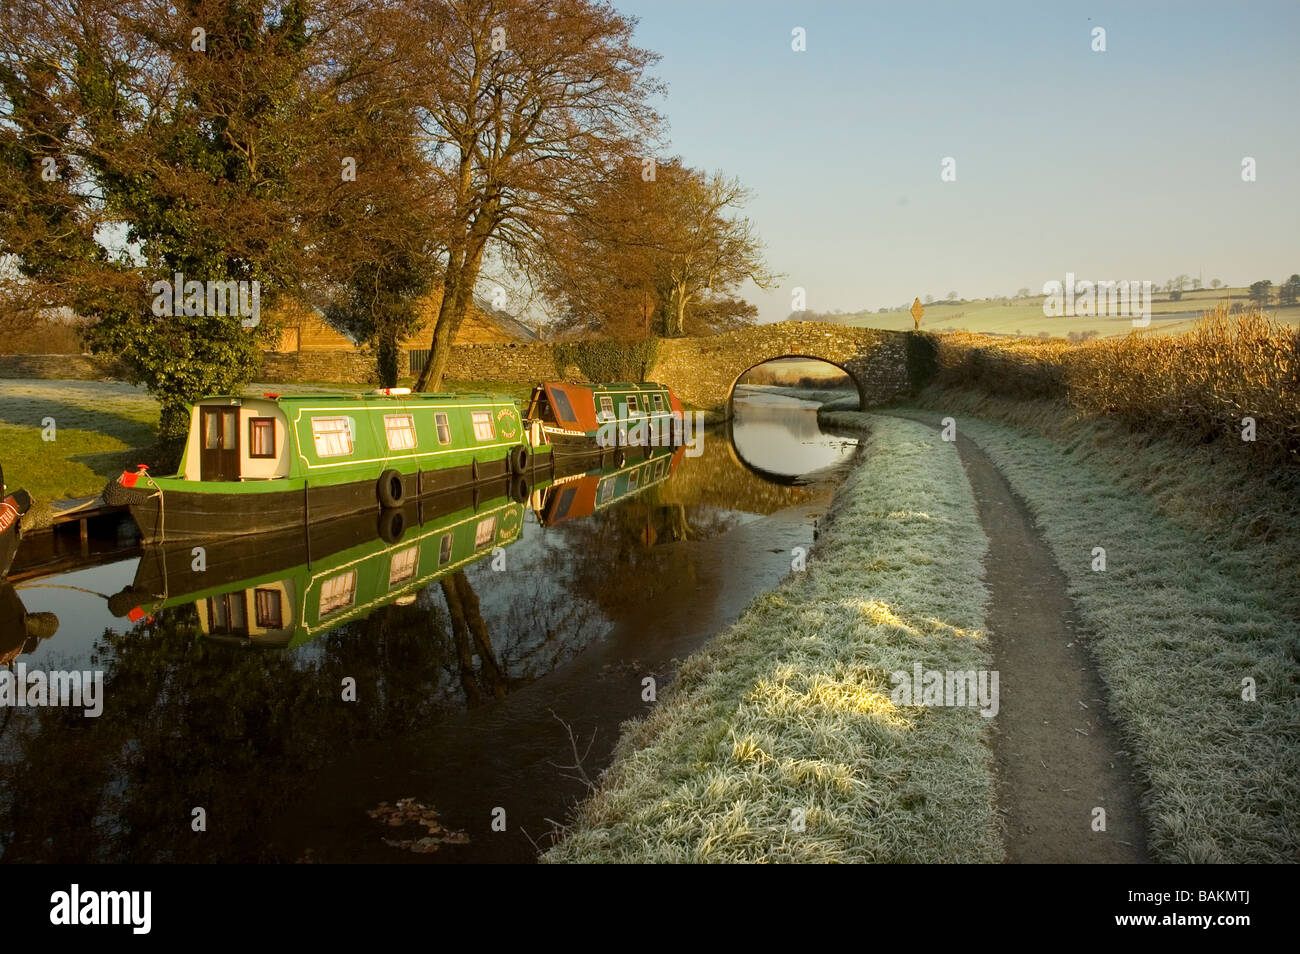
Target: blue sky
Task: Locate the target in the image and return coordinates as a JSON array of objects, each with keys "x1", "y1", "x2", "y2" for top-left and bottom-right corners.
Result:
[{"x1": 617, "y1": 0, "x2": 1300, "y2": 322}]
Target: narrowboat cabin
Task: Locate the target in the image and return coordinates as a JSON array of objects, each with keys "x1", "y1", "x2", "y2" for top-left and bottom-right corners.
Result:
[
  {"x1": 104, "y1": 389, "x2": 551, "y2": 543},
  {"x1": 524, "y1": 382, "x2": 684, "y2": 455}
]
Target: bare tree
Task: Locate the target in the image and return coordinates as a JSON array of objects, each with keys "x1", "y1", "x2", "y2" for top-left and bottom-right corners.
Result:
[
  {"x1": 655, "y1": 168, "x2": 777, "y2": 337},
  {"x1": 408, "y1": 0, "x2": 663, "y2": 391}
]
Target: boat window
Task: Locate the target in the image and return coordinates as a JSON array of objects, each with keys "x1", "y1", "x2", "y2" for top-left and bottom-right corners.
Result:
[
  {"x1": 629, "y1": 469, "x2": 640, "y2": 491},
  {"x1": 435, "y1": 412, "x2": 452, "y2": 444},
  {"x1": 438, "y1": 532, "x2": 453, "y2": 565},
  {"x1": 597, "y1": 478, "x2": 615, "y2": 505},
  {"x1": 389, "y1": 545, "x2": 419, "y2": 586},
  {"x1": 254, "y1": 588, "x2": 282, "y2": 628},
  {"x1": 474, "y1": 515, "x2": 497, "y2": 548},
  {"x1": 471, "y1": 411, "x2": 495, "y2": 441},
  {"x1": 550, "y1": 388, "x2": 578, "y2": 423},
  {"x1": 626, "y1": 395, "x2": 639, "y2": 415},
  {"x1": 319, "y1": 570, "x2": 357, "y2": 616},
  {"x1": 207, "y1": 593, "x2": 248, "y2": 635},
  {"x1": 249, "y1": 418, "x2": 276, "y2": 458},
  {"x1": 652, "y1": 393, "x2": 665, "y2": 413},
  {"x1": 312, "y1": 417, "x2": 353, "y2": 458},
  {"x1": 598, "y1": 395, "x2": 615, "y2": 421},
  {"x1": 384, "y1": 414, "x2": 417, "y2": 451}
]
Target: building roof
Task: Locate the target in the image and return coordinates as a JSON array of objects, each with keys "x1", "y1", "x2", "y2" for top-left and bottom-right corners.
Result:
[{"x1": 264, "y1": 289, "x2": 537, "y2": 351}]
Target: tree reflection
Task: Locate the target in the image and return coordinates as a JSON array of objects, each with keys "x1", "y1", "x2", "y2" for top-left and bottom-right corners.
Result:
[
  {"x1": 442, "y1": 570, "x2": 508, "y2": 704},
  {"x1": 0, "y1": 408, "x2": 828, "y2": 862}
]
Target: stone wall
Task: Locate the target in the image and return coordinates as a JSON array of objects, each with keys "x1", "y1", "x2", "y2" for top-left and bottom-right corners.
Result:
[
  {"x1": 256, "y1": 341, "x2": 560, "y2": 385},
  {"x1": 258, "y1": 349, "x2": 377, "y2": 384},
  {"x1": 442, "y1": 341, "x2": 560, "y2": 383},
  {"x1": 0, "y1": 354, "x2": 122, "y2": 380}
]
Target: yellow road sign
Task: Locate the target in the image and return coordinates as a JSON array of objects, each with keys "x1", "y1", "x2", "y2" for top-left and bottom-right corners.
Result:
[{"x1": 911, "y1": 298, "x2": 924, "y2": 327}]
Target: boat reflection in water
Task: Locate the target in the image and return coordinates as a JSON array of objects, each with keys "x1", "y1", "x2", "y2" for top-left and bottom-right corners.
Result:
[
  {"x1": 109, "y1": 487, "x2": 532, "y2": 649},
  {"x1": 1, "y1": 579, "x2": 59, "y2": 665},
  {"x1": 106, "y1": 446, "x2": 683, "y2": 650},
  {"x1": 0, "y1": 394, "x2": 840, "y2": 864},
  {"x1": 533, "y1": 446, "x2": 682, "y2": 528}
]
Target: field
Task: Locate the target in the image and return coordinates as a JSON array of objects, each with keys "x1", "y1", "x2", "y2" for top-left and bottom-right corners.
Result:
[
  {"x1": 823, "y1": 286, "x2": 1300, "y2": 338},
  {"x1": 0, "y1": 379, "x2": 159, "y2": 509}
]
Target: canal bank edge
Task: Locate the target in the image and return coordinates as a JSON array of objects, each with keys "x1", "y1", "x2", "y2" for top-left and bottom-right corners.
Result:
[
  {"x1": 859, "y1": 394, "x2": 1300, "y2": 863},
  {"x1": 544, "y1": 415, "x2": 1001, "y2": 863}
]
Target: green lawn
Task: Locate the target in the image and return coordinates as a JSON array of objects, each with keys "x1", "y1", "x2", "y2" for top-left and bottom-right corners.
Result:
[
  {"x1": 546, "y1": 415, "x2": 1001, "y2": 863},
  {"x1": 740, "y1": 384, "x2": 858, "y2": 406},
  {"x1": 0, "y1": 379, "x2": 160, "y2": 507}
]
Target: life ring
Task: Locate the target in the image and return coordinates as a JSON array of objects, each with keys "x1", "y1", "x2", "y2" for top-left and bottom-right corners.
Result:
[
  {"x1": 508, "y1": 444, "x2": 530, "y2": 475},
  {"x1": 377, "y1": 469, "x2": 404, "y2": 508},
  {"x1": 614, "y1": 449, "x2": 626, "y2": 468}
]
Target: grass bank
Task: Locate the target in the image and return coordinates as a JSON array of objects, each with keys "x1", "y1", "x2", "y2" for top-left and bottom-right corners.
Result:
[
  {"x1": 0, "y1": 379, "x2": 159, "y2": 508},
  {"x1": 881, "y1": 391, "x2": 1300, "y2": 862},
  {"x1": 545, "y1": 415, "x2": 1001, "y2": 863}
]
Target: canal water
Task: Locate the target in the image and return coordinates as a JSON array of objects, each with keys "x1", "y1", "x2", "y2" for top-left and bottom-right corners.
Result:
[{"x1": 0, "y1": 387, "x2": 858, "y2": 862}]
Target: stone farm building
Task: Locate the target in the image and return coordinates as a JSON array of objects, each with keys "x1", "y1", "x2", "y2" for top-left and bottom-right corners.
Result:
[{"x1": 268, "y1": 288, "x2": 537, "y2": 375}]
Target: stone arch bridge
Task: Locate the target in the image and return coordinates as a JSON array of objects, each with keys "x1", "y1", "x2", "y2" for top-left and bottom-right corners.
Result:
[
  {"x1": 221, "y1": 319, "x2": 928, "y2": 413},
  {"x1": 647, "y1": 322, "x2": 918, "y2": 412},
  {"x1": 439, "y1": 321, "x2": 926, "y2": 414}
]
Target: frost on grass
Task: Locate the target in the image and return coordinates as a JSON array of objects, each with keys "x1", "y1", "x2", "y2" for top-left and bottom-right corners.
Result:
[
  {"x1": 904, "y1": 394, "x2": 1300, "y2": 863},
  {"x1": 545, "y1": 417, "x2": 1000, "y2": 864}
]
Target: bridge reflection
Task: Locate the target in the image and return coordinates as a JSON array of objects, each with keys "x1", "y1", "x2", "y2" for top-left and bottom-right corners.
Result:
[{"x1": 726, "y1": 386, "x2": 860, "y2": 483}]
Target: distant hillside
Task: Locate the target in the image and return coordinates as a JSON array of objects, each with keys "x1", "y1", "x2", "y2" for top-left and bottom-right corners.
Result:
[{"x1": 797, "y1": 287, "x2": 1300, "y2": 339}]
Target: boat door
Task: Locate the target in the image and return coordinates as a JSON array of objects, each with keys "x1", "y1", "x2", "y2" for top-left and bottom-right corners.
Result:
[{"x1": 199, "y1": 406, "x2": 240, "y2": 481}]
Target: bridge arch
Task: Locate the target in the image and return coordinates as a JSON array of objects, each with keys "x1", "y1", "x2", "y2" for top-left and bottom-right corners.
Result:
[
  {"x1": 647, "y1": 321, "x2": 916, "y2": 415},
  {"x1": 725, "y1": 353, "x2": 865, "y2": 420}
]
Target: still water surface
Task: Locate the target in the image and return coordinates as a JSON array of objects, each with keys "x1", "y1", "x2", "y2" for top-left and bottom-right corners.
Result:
[{"x1": 0, "y1": 388, "x2": 856, "y2": 862}]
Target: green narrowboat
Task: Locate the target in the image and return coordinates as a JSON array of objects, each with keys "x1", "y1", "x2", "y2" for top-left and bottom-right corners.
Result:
[
  {"x1": 108, "y1": 488, "x2": 530, "y2": 648},
  {"x1": 103, "y1": 389, "x2": 552, "y2": 543},
  {"x1": 524, "y1": 382, "x2": 684, "y2": 454}
]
